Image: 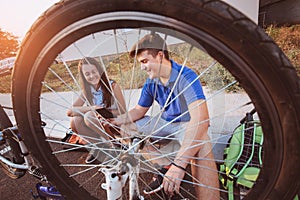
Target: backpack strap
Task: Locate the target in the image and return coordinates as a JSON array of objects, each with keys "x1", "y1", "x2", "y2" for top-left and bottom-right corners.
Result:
[{"x1": 219, "y1": 109, "x2": 264, "y2": 199}]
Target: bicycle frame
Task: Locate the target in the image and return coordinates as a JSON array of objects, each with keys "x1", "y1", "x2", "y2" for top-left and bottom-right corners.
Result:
[
  {"x1": 0, "y1": 104, "x2": 63, "y2": 199},
  {"x1": 0, "y1": 109, "x2": 45, "y2": 178},
  {"x1": 0, "y1": 104, "x2": 31, "y2": 171}
]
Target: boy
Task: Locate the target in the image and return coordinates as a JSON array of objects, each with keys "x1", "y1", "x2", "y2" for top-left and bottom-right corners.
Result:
[{"x1": 111, "y1": 33, "x2": 219, "y2": 199}]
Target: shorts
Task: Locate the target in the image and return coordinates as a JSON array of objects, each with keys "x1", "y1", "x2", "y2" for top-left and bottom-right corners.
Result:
[{"x1": 135, "y1": 115, "x2": 187, "y2": 145}]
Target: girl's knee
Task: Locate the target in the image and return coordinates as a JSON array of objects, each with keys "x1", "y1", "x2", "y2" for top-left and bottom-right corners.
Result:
[
  {"x1": 84, "y1": 111, "x2": 96, "y2": 127},
  {"x1": 70, "y1": 116, "x2": 84, "y2": 131}
]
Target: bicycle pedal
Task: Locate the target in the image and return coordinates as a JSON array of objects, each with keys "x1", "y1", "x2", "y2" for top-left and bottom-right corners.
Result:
[{"x1": 35, "y1": 182, "x2": 64, "y2": 200}]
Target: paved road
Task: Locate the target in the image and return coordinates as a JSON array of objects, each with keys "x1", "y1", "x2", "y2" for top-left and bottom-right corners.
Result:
[
  {"x1": 0, "y1": 91, "x2": 252, "y2": 199},
  {"x1": 0, "y1": 169, "x2": 38, "y2": 199}
]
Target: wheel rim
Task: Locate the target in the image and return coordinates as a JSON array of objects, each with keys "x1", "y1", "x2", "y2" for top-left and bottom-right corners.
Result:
[{"x1": 13, "y1": 5, "x2": 298, "y2": 200}]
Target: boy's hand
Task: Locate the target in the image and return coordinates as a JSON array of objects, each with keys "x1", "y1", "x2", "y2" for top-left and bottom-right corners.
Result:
[{"x1": 163, "y1": 165, "x2": 185, "y2": 196}]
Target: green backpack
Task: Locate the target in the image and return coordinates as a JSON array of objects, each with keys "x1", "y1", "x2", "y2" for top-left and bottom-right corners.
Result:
[{"x1": 219, "y1": 109, "x2": 263, "y2": 199}]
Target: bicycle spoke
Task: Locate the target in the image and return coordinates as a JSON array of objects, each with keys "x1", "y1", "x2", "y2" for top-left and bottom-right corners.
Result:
[{"x1": 40, "y1": 28, "x2": 261, "y2": 199}]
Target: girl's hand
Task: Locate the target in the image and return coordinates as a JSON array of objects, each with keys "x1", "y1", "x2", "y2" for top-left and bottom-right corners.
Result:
[
  {"x1": 109, "y1": 117, "x2": 122, "y2": 126},
  {"x1": 66, "y1": 108, "x2": 74, "y2": 117},
  {"x1": 93, "y1": 105, "x2": 103, "y2": 110}
]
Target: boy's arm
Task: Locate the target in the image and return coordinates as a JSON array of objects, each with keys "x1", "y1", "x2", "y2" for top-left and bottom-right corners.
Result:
[
  {"x1": 174, "y1": 99, "x2": 210, "y2": 168},
  {"x1": 112, "y1": 104, "x2": 149, "y2": 126}
]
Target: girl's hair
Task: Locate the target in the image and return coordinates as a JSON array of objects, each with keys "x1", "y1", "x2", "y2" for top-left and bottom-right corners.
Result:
[{"x1": 78, "y1": 57, "x2": 113, "y2": 107}]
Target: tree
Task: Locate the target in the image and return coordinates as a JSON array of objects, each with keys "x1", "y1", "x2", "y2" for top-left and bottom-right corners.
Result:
[{"x1": 0, "y1": 28, "x2": 20, "y2": 60}]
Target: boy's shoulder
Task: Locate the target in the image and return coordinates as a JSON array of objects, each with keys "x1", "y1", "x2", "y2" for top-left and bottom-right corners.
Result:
[{"x1": 171, "y1": 60, "x2": 196, "y2": 75}]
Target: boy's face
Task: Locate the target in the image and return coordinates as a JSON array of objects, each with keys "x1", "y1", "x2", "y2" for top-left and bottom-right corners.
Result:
[{"x1": 137, "y1": 50, "x2": 163, "y2": 79}]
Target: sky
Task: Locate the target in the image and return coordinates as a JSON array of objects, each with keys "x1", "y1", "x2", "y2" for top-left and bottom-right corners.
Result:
[
  {"x1": 0, "y1": 0, "x2": 259, "y2": 61},
  {"x1": 0, "y1": 0, "x2": 59, "y2": 39},
  {"x1": 0, "y1": 0, "x2": 258, "y2": 41}
]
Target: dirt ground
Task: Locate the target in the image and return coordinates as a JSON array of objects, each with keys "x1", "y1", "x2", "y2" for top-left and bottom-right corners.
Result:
[{"x1": 0, "y1": 169, "x2": 40, "y2": 199}]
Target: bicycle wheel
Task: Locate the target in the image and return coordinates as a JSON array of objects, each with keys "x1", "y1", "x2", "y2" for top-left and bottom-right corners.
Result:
[{"x1": 12, "y1": 0, "x2": 300, "y2": 199}]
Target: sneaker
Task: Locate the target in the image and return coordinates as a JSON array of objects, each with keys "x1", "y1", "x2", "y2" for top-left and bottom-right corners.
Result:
[
  {"x1": 61, "y1": 129, "x2": 87, "y2": 152},
  {"x1": 61, "y1": 128, "x2": 73, "y2": 143},
  {"x1": 62, "y1": 141, "x2": 87, "y2": 152},
  {"x1": 85, "y1": 148, "x2": 95, "y2": 163},
  {"x1": 85, "y1": 144, "x2": 119, "y2": 164},
  {"x1": 143, "y1": 166, "x2": 170, "y2": 195},
  {"x1": 85, "y1": 148, "x2": 103, "y2": 164}
]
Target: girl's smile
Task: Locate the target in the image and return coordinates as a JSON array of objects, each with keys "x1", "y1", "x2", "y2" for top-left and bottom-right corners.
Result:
[{"x1": 81, "y1": 64, "x2": 101, "y2": 88}]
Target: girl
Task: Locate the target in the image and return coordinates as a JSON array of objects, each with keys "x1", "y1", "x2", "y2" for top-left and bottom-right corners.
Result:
[{"x1": 66, "y1": 57, "x2": 126, "y2": 163}]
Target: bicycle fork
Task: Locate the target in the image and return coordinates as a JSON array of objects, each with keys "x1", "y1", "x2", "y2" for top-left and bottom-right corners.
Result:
[{"x1": 101, "y1": 138, "x2": 144, "y2": 200}]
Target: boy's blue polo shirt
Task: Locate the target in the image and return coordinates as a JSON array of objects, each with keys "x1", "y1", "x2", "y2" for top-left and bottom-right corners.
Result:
[{"x1": 138, "y1": 60, "x2": 205, "y2": 122}]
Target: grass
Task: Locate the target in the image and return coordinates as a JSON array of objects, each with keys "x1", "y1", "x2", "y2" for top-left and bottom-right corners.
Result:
[
  {"x1": 0, "y1": 25, "x2": 299, "y2": 94},
  {"x1": 266, "y1": 25, "x2": 300, "y2": 76}
]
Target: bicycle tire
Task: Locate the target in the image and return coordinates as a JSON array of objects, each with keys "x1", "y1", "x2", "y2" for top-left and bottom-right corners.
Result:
[
  {"x1": 0, "y1": 105, "x2": 26, "y2": 179},
  {"x1": 12, "y1": 0, "x2": 300, "y2": 199},
  {"x1": 0, "y1": 161, "x2": 26, "y2": 179},
  {"x1": 0, "y1": 105, "x2": 13, "y2": 130}
]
